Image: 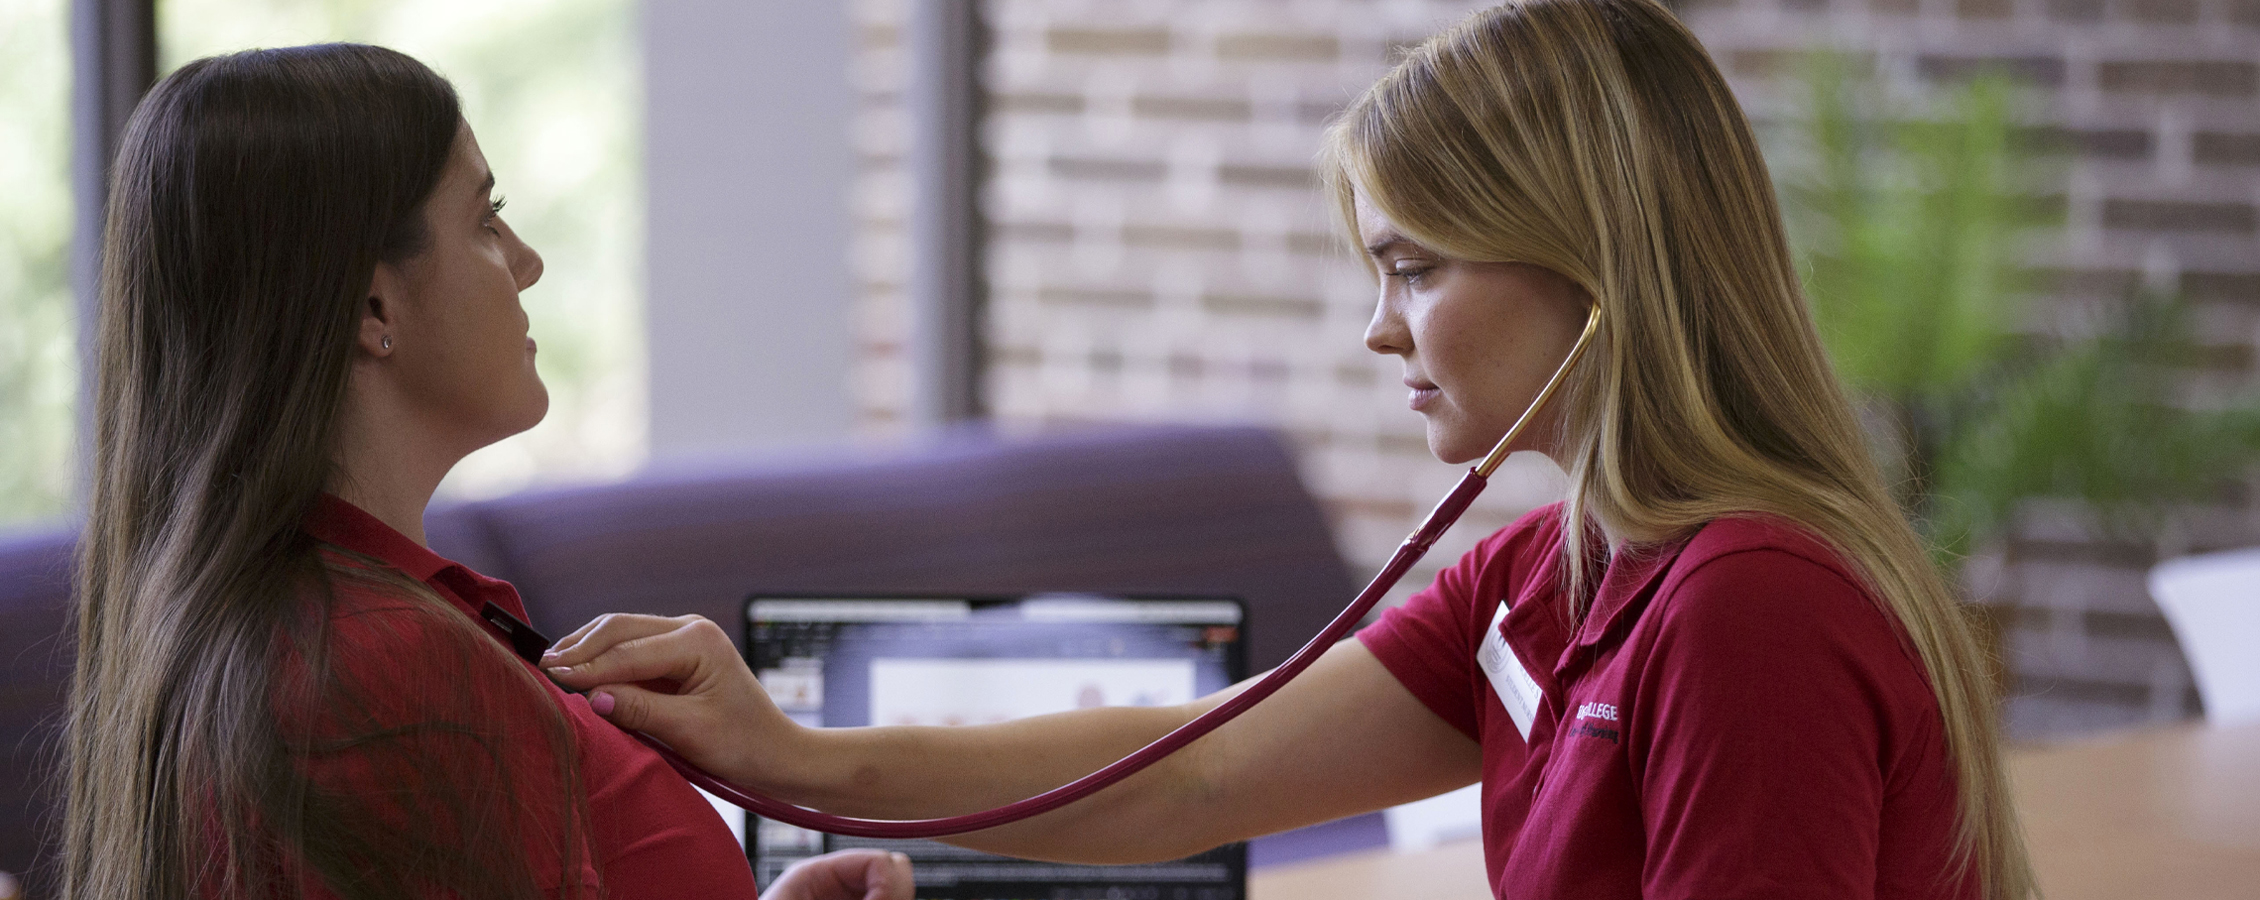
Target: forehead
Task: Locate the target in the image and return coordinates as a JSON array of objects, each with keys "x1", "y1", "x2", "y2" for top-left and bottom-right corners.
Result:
[
  {"x1": 1353, "y1": 192, "x2": 1421, "y2": 255},
  {"x1": 1352, "y1": 193, "x2": 1391, "y2": 238},
  {"x1": 435, "y1": 123, "x2": 491, "y2": 191}
]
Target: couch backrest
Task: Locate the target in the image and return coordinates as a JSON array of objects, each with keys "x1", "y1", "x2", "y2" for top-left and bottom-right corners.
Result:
[
  {"x1": 0, "y1": 528, "x2": 73, "y2": 887},
  {"x1": 0, "y1": 425, "x2": 1355, "y2": 890},
  {"x1": 430, "y1": 425, "x2": 1356, "y2": 673}
]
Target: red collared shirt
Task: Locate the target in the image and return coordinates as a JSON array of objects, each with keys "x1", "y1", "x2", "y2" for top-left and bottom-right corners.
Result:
[
  {"x1": 296, "y1": 494, "x2": 757, "y2": 898},
  {"x1": 1358, "y1": 504, "x2": 1975, "y2": 900}
]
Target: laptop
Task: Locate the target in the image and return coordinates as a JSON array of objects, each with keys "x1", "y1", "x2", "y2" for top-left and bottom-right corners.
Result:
[{"x1": 738, "y1": 593, "x2": 1250, "y2": 900}]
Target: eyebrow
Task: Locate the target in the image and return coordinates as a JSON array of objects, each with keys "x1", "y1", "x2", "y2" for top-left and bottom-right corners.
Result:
[
  {"x1": 474, "y1": 170, "x2": 496, "y2": 199},
  {"x1": 1364, "y1": 234, "x2": 1416, "y2": 259}
]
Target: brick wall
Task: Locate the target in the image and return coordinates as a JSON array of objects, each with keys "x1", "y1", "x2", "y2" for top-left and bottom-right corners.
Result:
[
  {"x1": 1679, "y1": 0, "x2": 2260, "y2": 737},
  {"x1": 850, "y1": 0, "x2": 2260, "y2": 739}
]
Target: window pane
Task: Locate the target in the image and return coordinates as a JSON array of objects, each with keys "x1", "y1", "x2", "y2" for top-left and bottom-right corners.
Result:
[
  {"x1": 0, "y1": 0, "x2": 75, "y2": 527},
  {"x1": 159, "y1": 0, "x2": 646, "y2": 499}
]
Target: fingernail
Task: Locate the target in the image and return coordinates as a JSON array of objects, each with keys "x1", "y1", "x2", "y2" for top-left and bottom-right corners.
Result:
[
  {"x1": 545, "y1": 666, "x2": 573, "y2": 678},
  {"x1": 589, "y1": 691, "x2": 615, "y2": 716},
  {"x1": 540, "y1": 650, "x2": 560, "y2": 662}
]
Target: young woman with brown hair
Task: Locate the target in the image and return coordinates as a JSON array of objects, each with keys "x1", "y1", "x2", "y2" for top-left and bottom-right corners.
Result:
[
  {"x1": 62, "y1": 43, "x2": 905, "y2": 900},
  {"x1": 544, "y1": 1, "x2": 2037, "y2": 897}
]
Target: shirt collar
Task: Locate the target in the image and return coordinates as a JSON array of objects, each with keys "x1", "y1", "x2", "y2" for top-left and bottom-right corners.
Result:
[
  {"x1": 304, "y1": 493, "x2": 456, "y2": 583},
  {"x1": 1571, "y1": 532, "x2": 1694, "y2": 649}
]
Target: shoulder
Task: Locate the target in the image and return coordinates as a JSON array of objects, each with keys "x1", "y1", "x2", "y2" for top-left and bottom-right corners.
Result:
[
  {"x1": 1660, "y1": 516, "x2": 1876, "y2": 624},
  {"x1": 1639, "y1": 517, "x2": 1923, "y2": 694},
  {"x1": 1675, "y1": 516, "x2": 1865, "y2": 593},
  {"x1": 296, "y1": 549, "x2": 540, "y2": 720}
]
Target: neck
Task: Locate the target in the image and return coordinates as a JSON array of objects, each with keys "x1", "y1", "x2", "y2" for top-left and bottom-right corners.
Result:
[{"x1": 328, "y1": 381, "x2": 467, "y2": 547}]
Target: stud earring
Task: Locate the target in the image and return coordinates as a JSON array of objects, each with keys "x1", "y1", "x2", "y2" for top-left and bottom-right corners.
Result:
[{"x1": 381, "y1": 336, "x2": 392, "y2": 350}]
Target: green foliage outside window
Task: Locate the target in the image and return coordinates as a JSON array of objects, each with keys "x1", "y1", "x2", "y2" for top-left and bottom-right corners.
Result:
[
  {"x1": 0, "y1": 0, "x2": 75, "y2": 528},
  {"x1": 1778, "y1": 59, "x2": 2260, "y2": 570}
]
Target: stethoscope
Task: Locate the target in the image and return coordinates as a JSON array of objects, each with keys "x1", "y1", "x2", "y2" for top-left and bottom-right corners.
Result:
[{"x1": 498, "y1": 306, "x2": 1603, "y2": 840}]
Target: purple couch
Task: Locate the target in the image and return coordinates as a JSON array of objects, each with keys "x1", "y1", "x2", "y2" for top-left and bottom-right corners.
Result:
[{"x1": 0, "y1": 425, "x2": 1364, "y2": 890}]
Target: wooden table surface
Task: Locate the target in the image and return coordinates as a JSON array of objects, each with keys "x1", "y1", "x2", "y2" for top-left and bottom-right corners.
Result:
[{"x1": 1249, "y1": 721, "x2": 2260, "y2": 900}]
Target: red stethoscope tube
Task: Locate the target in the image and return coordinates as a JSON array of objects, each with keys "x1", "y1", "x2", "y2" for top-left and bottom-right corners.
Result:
[
  {"x1": 634, "y1": 469, "x2": 1487, "y2": 839},
  {"x1": 641, "y1": 308, "x2": 1603, "y2": 839}
]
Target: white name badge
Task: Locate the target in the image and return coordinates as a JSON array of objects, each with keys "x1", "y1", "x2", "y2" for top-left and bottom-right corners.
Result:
[{"x1": 1475, "y1": 601, "x2": 1543, "y2": 741}]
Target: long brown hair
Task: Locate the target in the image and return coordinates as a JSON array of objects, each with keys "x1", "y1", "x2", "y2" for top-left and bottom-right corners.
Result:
[
  {"x1": 65, "y1": 44, "x2": 584, "y2": 900},
  {"x1": 1322, "y1": 1, "x2": 2033, "y2": 897}
]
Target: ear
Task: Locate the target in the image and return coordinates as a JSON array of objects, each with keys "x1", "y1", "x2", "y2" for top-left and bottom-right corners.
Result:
[{"x1": 359, "y1": 262, "x2": 405, "y2": 358}]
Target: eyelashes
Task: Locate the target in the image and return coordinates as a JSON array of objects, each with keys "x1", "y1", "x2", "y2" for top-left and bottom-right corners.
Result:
[{"x1": 488, "y1": 195, "x2": 508, "y2": 217}]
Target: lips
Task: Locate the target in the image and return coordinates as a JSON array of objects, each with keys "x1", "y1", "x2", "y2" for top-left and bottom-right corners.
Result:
[{"x1": 1405, "y1": 378, "x2": 1441, "y2": 411}]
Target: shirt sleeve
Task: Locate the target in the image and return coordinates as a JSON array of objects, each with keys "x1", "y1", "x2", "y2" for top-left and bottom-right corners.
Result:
[
  {"x1": 293, "y1": 585, "x2": 603, "y2": 898},
  {"x1": 1629, "y1": 549, "x2": 1910, "y2": 900},
  {"x1": 562, "y1": 685, "x2": 765, "y2": 900},
  {"x1": 1357, "y1": 537, "x2": 1493, "y2": 742}
]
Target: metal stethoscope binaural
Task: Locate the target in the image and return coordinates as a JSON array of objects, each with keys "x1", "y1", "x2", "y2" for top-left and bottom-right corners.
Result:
[{"x1": 631, "y1": 307, "x2": 1605, "y2": 839}]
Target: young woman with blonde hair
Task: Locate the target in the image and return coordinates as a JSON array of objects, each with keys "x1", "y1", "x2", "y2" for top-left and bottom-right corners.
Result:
[{"x1": 544, "y1": 0, "x2": 2035, "y2": 897}]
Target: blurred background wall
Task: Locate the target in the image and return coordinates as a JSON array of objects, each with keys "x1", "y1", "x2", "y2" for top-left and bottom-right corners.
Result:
[{"x1": 3, "y1": 0, "x2": 2255, "y2": 740}]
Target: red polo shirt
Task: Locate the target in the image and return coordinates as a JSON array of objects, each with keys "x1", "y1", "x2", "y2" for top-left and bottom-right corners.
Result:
[
  {"x1": 1358, "y1": 504, "x2": 1976, "y2": 900},
  {"x1": 295, "y1": 494, "x2": 757, "y2": 898}
]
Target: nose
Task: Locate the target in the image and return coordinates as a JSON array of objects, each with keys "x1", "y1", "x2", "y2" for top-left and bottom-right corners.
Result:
[
  {"x1": 511, "y1": 234, "x2": 544, "y2": 291},
  {"x1": 1364, "y1": 285, "x2": 1409, "y2": 356}
]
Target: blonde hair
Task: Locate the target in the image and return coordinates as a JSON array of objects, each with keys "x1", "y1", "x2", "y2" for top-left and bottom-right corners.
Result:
[{"x1": 1321, "y1": 1, "x2": 2032, "y2": 896}]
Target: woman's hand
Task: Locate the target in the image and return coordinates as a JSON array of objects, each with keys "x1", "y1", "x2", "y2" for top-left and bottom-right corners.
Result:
[
  {"x1": 763, "y1": 850, "x2": 914, "y2": 900},
  {"x1": 541, "y1": 613, "x2": 805, "y2": 792}
]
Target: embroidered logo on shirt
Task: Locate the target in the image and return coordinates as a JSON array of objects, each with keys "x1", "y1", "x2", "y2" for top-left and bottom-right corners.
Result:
[{"x1": 1571, "y1": 699, "x2": 1621, "y2": 744}]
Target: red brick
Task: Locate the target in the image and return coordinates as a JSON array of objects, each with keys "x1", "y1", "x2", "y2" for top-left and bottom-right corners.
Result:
[
  {"x1": 1045, "y1": 28, "x2": 1171, "y2": 56},
  {"x1": 993, "y1": 221, "x2": 1074, "y2": 243},
  {"x1": 1918, "y1": 54, "x2": 2069, "y2": 86},
  {"x1": 1130, "y1": 95, "x2": 1253, "y2": 121},
  {"x1": 2183, "y1": 271, "x2": 2260, "y2": 303},
  {"x1": 1729, "y1": 49, "x2": 1875, "y2": 79},
  {"x1": 993, "y1": 93, "x2": 1084, "y2": 115},
  {"x1": 2193, "y1": 132, "x2": 2260, "y2": 165},
  {"x1": 1214, "y1": 33, "x2": 1340, "y2": 62},
  {"x1": 2038, "y1": 268, "x2": 2142, "y2": 295},
  {"x1": 1217, "y1": 164, "x2": 1314, "y2": 189},
  {"x1": 1122, "y1": 226, "x2": 1241, "y2": 249},
  {"x1": 1036, "y1": 287, "x2": 1155, "y2": 308},
  {"x1": 1203, "y1": 293, "x2": 1325, "y2": 319},
  {"x1": 2115, "y1": 0, "x2": 2200, "y2": 22},
  {"x1": 2100, "y1": 198, "x2": 2257, "y2": 233},
  {"x1": 1048, "y1": 157, "x2": 1167, "y2": 182},
  {"x1": 2096, "y1": 60, "x2": 2259, "y2": 96},
  {"x1": 2017, "y1": 126, "x2": 2152, "y2": 160}
]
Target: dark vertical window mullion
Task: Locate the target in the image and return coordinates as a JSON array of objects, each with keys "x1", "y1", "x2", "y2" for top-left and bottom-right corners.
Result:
[{"x1": 69, "y1": 0, "x2": 155, "y2": 496}]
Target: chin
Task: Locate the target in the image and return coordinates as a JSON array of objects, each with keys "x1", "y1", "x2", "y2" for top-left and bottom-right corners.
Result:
[{"x1": 1426, "y1": 426, "x2": 1486, "y2": 466}]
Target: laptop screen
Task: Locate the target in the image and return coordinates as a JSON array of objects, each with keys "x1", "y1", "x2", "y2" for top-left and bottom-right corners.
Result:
[{"x1": 743, "y1": 594, "x2": 1249, "y2": 900}]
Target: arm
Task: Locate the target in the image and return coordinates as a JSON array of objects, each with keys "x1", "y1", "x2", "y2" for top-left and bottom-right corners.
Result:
[{"x1": 543, "y1": 614, "x2": 1479, "y2": 863}]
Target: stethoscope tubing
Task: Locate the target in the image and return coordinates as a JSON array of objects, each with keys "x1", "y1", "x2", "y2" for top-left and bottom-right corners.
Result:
[
  {"x1": 634, "y1": 469, "x2": 1488, "y2": 839},
  {"x1": 643, "y1": 307, "x2": 1602, "y2": 839}
]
